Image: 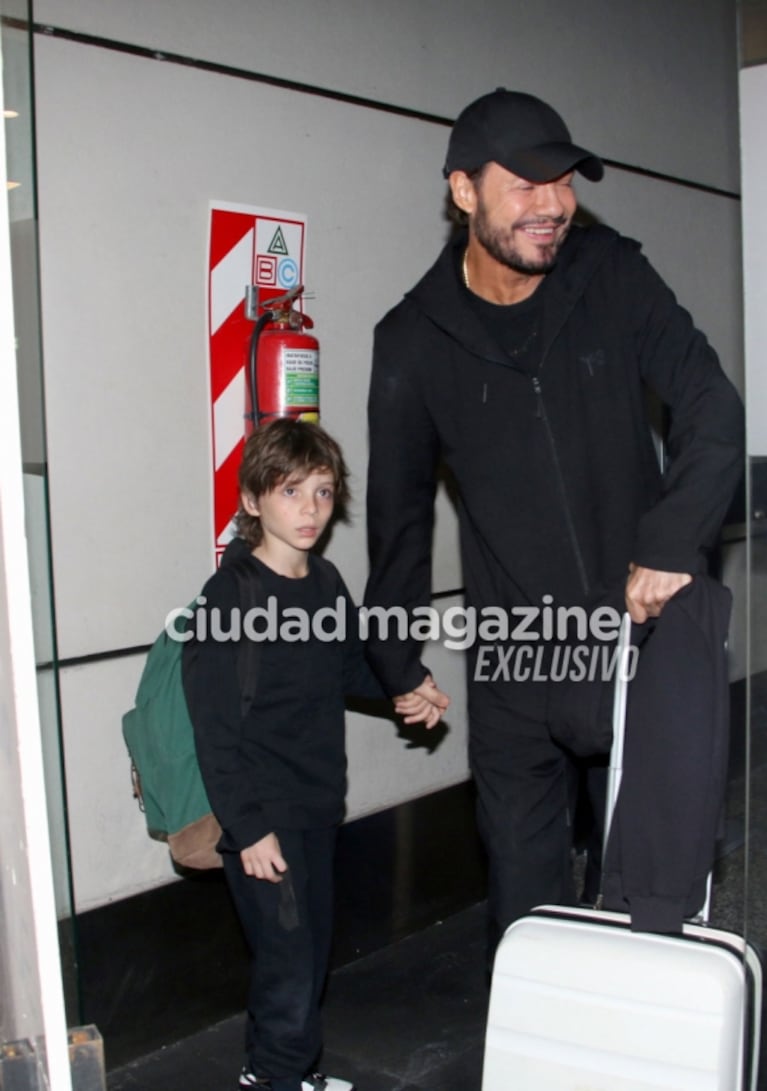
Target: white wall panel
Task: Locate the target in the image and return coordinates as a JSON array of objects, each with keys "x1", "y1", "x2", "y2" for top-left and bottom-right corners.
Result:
[
  {"x1": 59, "y1": 657, "x2": 178, "y2": 910},
  {"x1": 36, "y1": 0, "x2": 739, "y2": 194},
  {"x1": 35, "y1": 36, "x2": 447, "y2": 657}
]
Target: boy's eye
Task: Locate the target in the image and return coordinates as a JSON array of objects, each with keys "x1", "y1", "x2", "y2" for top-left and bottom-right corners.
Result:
[
  {"x1": 283, "y1": 487, "x2": 297, "y2": 497},
  {"x1": 318, "y1": 488, "x2": 334, "y2": 499}
]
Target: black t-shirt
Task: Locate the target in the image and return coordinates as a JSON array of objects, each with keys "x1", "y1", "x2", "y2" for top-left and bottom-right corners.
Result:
[{"x1": 459, "y1": 252, "x2": 544, "y2": 372}]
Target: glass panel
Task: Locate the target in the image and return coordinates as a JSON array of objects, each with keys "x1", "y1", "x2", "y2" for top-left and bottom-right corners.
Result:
[
  {"x1": 2, "y1": 2, "x2": 80, "y2": 1021},
  {"x1": 740, "y1": 5, "x2": 767, "y2": 1082},
  {"x1": 746, "y1": 456, "x2": 767, "y2": 1082}
]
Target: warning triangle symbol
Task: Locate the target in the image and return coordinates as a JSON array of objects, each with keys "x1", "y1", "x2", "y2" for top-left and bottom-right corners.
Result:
[{"x1": 267, "y1": 226, "x2": 289, "y2": 255}]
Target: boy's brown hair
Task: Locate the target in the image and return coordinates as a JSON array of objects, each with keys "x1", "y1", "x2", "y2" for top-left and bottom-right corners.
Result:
[{"x1": 236, "y1": 418, "x2": 350, "y2": 548}]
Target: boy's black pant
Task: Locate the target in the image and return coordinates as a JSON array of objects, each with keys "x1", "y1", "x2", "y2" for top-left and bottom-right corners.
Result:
[{"x1": 223, "y1": 826, "x2": 337, "y2": 1091}]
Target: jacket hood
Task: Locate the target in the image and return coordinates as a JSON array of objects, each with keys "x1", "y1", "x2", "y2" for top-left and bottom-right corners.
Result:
[{"x1": 405, "y1": 223, "x2": 623, "y2": 367}]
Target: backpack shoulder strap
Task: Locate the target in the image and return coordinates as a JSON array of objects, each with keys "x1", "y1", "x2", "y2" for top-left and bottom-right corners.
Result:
[{"x1": 227, "y1": 556, "x2": 263, "y2": 719}]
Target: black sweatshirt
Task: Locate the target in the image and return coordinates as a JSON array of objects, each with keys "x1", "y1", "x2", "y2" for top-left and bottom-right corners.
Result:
[
  {"x1": 182, "y1": 547, "x2": 384, "y2": 852},
  {"x1": 364, "y1": 225, "x2": 744, "y2": 696}
]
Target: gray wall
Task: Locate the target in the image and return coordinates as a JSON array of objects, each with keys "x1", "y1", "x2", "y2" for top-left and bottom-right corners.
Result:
[{"x1": 29, "y1": 0, "x2": 743, "y2": 912}]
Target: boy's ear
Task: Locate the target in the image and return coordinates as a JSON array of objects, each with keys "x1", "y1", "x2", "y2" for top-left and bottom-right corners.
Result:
[{"x1": 241, "y1": 490, "x2": 260, "y2": 517}]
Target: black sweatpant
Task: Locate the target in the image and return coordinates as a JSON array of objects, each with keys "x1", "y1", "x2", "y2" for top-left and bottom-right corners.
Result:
[
  {"x1": 469, "y1": 697, "x2": 606, "y2": 962},
  {"x1": 223, "y1": 826, "x2": 337, "y2": 1091}
]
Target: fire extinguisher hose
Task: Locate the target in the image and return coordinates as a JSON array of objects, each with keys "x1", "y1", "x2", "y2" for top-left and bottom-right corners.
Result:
[{"x1": 247, "y1": 309, "x2": 274, "y2": 429}]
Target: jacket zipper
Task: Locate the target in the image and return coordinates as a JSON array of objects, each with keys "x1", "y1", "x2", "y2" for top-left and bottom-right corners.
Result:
[{"x1": 531, "y1": 375, "x2": 590, "y2": 596}]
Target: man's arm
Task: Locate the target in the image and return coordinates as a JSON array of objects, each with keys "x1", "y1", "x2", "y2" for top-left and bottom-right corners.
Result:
[
  {"x1": 364, "y1": 311, "x2": 442, "y2": 695},
  {"x1": 627, "y1": 246, "x2": 744, "y2": 576}
]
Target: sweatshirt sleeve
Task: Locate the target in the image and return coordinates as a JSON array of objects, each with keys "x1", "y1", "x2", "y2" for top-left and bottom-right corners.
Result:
[
  {"x1": 627, "y1": 247, "x2": 744, "y2": 572},
  {"x1": 335, "y1": 576, "x2": 388, "y2": 701},
  {"x1": 363, "y1": 309, "x2": 442, "y2": 695},
  {"x1": 181, "y1": 567, "x2": 270, "y2": 850}
]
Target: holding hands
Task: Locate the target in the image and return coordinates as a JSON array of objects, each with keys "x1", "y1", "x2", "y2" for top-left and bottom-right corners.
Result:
[{"x1": 393, "y1": 673, "x2": 450, "y2": 729}]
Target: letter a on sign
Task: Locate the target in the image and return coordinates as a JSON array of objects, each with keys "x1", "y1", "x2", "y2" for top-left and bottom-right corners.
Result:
[{"x1": 267, "y1": 226, "x2": 289, "y2": 255}]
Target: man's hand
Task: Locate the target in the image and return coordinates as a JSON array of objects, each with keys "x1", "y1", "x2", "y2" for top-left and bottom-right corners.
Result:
[
  {"x1": 393, "y1": 674, "x2": 450, "y2": 729},
  {"x1": 625, "y1": 563, "x2": 692, "y2": 624},
  {"x1": 240, "y1": 832, "x2": 287, "y2": 882}
]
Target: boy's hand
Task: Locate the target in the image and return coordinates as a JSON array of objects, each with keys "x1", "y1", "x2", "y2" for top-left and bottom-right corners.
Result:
[
  {"x1": 394, "y1": 674, "x2": 450, "y2": 729},
  {"x1": 240, "y1": 832, "x2": 288, "y2": 882}
]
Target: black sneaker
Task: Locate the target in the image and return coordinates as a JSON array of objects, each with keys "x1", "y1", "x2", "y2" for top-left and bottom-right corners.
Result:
[
  {"x1": 239, "y1": 1070, "x2": 272, "y2": 1088},
  {"x1": 239, "y1": 1070, "x2": 354, "y2": 1091}
]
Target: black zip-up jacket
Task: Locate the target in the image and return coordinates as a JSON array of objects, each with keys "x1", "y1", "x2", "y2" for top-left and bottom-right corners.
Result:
[{"x1": 364, "y1": 225, "x2": 744, "y2": 695}]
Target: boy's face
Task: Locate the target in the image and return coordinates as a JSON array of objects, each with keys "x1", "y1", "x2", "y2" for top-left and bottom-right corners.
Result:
[{"x1": 242, "y1": 469, "x2": 336, "y2": 556}]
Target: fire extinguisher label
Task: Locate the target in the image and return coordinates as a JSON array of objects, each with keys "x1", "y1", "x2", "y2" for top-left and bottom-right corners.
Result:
[{"x1": 282, "y1": 347, "x2": 319, "y2": 406}]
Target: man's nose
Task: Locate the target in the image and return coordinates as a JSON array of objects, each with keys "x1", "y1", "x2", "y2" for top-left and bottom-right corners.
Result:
[{"x1": 532, "y1": 182, "x2": 566, "y2": 217}]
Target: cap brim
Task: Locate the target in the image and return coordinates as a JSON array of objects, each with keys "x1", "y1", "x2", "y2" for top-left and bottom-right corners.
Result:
[{"x1": 501, "y1": 142, "x2": 604, "y2": 183}]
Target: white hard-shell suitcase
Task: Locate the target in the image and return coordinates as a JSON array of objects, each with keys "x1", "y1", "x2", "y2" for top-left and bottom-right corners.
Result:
[{"x1": 481, "y1": 615, "x2": 762, "y2": 1091}]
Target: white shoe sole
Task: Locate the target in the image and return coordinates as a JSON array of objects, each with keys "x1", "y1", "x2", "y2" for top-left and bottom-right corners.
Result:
[{"x1": 302, "y1": 1078, "x2": 355, "y2": 1091}]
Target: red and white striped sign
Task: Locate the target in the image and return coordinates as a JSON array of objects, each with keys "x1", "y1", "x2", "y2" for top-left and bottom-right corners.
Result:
[{"x1": 207, "y1": 201, "x2": 308, "y2": 564}]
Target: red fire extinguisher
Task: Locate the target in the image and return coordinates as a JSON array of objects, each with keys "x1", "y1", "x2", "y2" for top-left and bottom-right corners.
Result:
[{"x1": 244, "y1": 285, "x2": 319, "y2": 434}]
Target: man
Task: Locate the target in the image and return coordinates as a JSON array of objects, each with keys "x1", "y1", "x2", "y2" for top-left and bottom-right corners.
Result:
[{"x1": 363, "y1": 89, "x2": 744, "y2": 953}]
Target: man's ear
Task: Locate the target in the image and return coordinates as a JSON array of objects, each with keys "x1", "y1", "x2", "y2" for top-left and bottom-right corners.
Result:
[
  {"x1": 241, "y1": 490, "x2": 260, "y2": 517},
  {"x1": 448, "y1": 170, "x2": 478, "y2": 216}
]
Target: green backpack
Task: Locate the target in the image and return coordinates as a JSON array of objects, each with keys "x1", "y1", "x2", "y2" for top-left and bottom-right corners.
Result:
[{"x1": 122, "y1": 558, "x2": 261, "y2": 869}]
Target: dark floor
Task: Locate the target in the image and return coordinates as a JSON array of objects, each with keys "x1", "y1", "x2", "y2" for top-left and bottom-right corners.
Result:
[
  {"x1": 106, "y1": 901, "x2": 490, "y2": 1091},
  {"x1": 106, "y1": 837, "x2": 767, "y2": 1091},
  {"x1": 105, "y1": 842, "x2": 761, "y2": 1091}
]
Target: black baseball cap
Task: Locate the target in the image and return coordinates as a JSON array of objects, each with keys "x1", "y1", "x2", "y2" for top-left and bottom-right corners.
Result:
[{"x1": 443, "y1": 89, "x2": 603, "y2": 183}]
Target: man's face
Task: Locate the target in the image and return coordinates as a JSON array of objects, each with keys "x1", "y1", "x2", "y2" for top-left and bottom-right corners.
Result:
[{"x1": 470, "y1": 162, "x2": 577, "y2": 275}]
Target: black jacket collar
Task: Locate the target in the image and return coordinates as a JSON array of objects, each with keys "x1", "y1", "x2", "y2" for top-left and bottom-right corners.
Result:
[{"x1": 405, "y1": 223, "x2": 622, "y2": 369}]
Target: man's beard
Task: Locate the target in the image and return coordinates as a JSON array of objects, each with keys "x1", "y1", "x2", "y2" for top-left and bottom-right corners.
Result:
[{"x1": 473, "y1": 202, "x2": 569, "y2": 275}]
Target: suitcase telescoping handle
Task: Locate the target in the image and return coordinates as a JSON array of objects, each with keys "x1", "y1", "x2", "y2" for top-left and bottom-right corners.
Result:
[
  {"x1": 602, "y1": 611, "x2": 631, "y2": 854},
  {"x1": 601, "y1": 612, "x2": 712, "y2": 925}
]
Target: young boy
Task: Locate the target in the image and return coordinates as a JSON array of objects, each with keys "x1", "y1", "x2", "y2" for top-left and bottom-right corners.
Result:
[{"x1": 182, "y1": 419, "x2": 444, "y2": 1091}]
